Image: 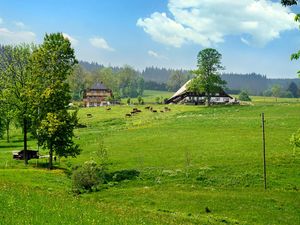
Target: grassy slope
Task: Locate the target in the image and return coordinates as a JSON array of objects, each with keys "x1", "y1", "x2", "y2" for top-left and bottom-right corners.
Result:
[{"x1": 0, "y1": 91, "x2": 299, "y2": 224}]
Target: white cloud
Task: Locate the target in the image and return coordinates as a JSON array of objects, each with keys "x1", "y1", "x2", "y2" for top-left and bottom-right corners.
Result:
[
  {"x1": 137, "y1": 0, "x2": 298, "y2": 47},
  {"x1": 241, "y1": 38, "x2": 250, "y2": 46},
  {"x1": 14, "y1": 21, "x2": 26, "y2": 29},
  {"x1": 89, "y1": 37, "x2": 114, "y2": 51},
  {"x1": 148, "y1": 50, "x2": 168, "y2": 59},
  {"x1": 62, "y1": 33, "x2": 79, "y2": 46},
  {"x1": 0, "y1": 27, "x2": 36, "y2": 45}
]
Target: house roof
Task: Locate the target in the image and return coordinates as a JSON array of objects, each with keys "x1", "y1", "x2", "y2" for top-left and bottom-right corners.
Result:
[
  {"x1": 91, "y1": 82, "x2": 108, "y2": 90},
  {"x1": 167, "y1": 79, "x2": 232, "y2": 104},
  {"x1": 170, "y1": 80, "x2": 191, "y2": 99}
]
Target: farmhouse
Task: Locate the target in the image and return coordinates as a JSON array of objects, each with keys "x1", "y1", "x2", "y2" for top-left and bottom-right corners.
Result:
[
  {"x1": 166, "y1": 80, "x2": 234, "y2": 105},
  {"x1": 83, "y1": 82, "x2": 112, "y2": 107}
]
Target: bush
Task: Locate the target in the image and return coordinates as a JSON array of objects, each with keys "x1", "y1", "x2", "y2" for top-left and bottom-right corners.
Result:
[
  {"x1": 238, "y1": 91, "x2": 251, "y2": 101},
  {"x1": 106, "y1": 169, "x2": 140, "y2": 182},
  {"x1": 72, "y1": 160, "x2": 105, "y2": 193}
]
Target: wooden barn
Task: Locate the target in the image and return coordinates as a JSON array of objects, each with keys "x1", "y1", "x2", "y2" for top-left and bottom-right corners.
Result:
[
  {"x1": 83, "y1": 82, "x2": 112, "y2": 107},
  {"x1": 166, "y1": 80, "x2": 235, "y2": 105}
]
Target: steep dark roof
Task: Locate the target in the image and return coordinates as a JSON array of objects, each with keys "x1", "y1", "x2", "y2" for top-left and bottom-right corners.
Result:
[{"x1": 91, "y1": 82, "x2": 108, "y2": 90}]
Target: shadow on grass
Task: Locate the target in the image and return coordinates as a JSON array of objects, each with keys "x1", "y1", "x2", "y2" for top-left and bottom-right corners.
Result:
[{"x1": 0, "y1": 145, "x2": 23, "y2": 149}]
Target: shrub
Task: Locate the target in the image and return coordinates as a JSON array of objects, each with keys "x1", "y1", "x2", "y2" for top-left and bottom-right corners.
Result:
[
  {"x1": 107, "y1": 169, "x2": 140, "y2": 182},
  {"x1": 72, "y1": 160, "x2": 105, "y2": 193},
  {"x1": 238, "y1": 91, "x2": 251, "y2": 101}
]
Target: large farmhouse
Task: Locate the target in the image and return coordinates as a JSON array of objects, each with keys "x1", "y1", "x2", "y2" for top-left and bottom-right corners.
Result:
[
  {"x1": 83, "y1": 82, "x2": 112, "y2": 107},
  {"x1": 166, "y1": 80, "x2": 234, "y2": 105}
]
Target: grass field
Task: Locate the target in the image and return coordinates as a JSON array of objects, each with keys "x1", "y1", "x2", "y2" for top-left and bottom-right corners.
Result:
[{"x1": 0, "y1": 90, "x2": 299, "y2": 225}]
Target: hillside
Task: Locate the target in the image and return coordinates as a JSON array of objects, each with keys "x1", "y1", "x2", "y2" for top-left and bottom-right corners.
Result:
[{"x1": 1, "y1": 98, "x2": 299, "y2": 224}]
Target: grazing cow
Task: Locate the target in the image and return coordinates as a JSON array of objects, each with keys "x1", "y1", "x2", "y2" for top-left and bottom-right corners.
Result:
[
  {"x1": 160, "y1": 110, "x2": 164, "y2": 113},
  {"x1": 131, "y1": 111, "x2": 137, "y2": 115},
  {"x1": 145, "y1": 106, "x2": 150, "y2": 110},
  {"x1": 106, "y1": 107, "x2": 111, "y2": 111},
  {"x1": 164, "y1": 107, "x2": 171, "y2": 112},
  {"x1": 87, "y1": 113, "x2": 92, "y2": 118},
  {"x1": 125, "y1": 113, "x2": 132, "y2": 117},
  {"x1": 152, "y1": 110, "x2": 157, "y2": 113}
]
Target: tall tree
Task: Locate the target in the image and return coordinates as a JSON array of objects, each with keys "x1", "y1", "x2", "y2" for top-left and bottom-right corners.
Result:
[
  {"x1": 272, "y1": 85, "x2": 282, "y2": 102},
  {"x1": 167, "y1": 71, "x2": 190, "y2": 91},
  {"x1": 68, "y1": 65, "x2": 86, "y2": 100},
  {"x1": 188, "y1": 48, "x2": 226, "y2": 106},
  {"x1": 0, "y1": 44, "x2": 35, "y2": 164},
  {"x1": 287, "y1": 82, "x2": 299, "y2": 97},
  {"x1": 282, "y1": 0, "x2": 300, "y2": 153},
  {"x1": 31, "y1": 33, "x2": 80, "y2": 169}
]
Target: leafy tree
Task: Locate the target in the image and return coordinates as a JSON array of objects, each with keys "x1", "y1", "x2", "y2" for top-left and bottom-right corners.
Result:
[
  {"x1": 0, "y1": 99, "x2": 15, "y2": 142},
  {"x1": 281, "y1": 0, "x2": 298, "y2": 7},
  {"x1": 167, "y1": 70, "x2": 190, "y2": 91},
  {"x1": 282, "y1": 1, "x2": 300, "y2": 153},
  {"x1": 118, "y1": 66, "x2": 144, "y2": 98},
  {"x1": 287, "y1": 82, "x2": 299, "y2": 98},
  {"x1": 0, "y1": 44, "x2": 35, "y2": 164},
  {"x1": 68, "y1": 65, "x2": 86, "y2": 100},
  {"x1": 271, "y1": 85, "x2": 282, "y2": 102},
  {"x1": 188, "y1": 48, "x2": 226, "y2": 106},
  {"x1": 31, "y1": 33, "x2": 80, "y2": 169},
  {"x1": 238, "y1": 91, "x2": 251, "y2": 101}
]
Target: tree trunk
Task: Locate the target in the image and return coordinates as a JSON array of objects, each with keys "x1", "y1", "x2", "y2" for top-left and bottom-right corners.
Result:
[
  {"x1": 49, "y1": 144, "x2": 53, "y2": 170},
  {"x1": 6, "y1": 120, "x2": 10, "y2": 143},
  {"x1": 207, "y1": 93, "x2": 211, "y2": 106},
  {"x1": 23, "y1": 118, "x2": 28, "y2": 165}
]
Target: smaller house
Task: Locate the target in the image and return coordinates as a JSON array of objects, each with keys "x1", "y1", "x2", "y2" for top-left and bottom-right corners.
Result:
[
  {"x1": 166, "y1": 80, "x2": 234, "y2": 105},
  {"x1": 12, "y1": 150, "x2": 39, "y2": 160},
  {"x1": 83, "y1": 82, "x2": 112, "y2": 107}
]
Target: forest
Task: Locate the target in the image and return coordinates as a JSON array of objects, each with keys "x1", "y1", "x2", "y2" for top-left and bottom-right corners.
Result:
[{"x1": 75, "y1": 61, "x2": 300, "y2": 99}]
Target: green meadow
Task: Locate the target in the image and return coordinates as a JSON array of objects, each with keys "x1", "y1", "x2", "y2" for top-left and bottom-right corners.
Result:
[{"x1": 0, "y1": 91, "x2": 299, "y2": 225}]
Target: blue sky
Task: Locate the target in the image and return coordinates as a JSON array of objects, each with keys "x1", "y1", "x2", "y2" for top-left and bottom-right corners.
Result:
[{"x1": 0, "y1": 0, "x2": 300, "y2": 78}]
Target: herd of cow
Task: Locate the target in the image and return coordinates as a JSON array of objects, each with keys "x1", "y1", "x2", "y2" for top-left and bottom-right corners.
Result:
[
  {"x1": 125, "y1": 106, "x2": 171, "y2": 117},
  {"x1": 86, "y1": 106, "x2": 172, "y2": 118}
]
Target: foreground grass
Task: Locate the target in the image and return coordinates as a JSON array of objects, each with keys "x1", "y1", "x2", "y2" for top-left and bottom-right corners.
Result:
[{"x1": 0, "y1": 99, "x2": 299, "y2": 224}]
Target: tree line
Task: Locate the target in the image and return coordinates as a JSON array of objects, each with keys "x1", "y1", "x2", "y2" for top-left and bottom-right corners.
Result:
[
  {"x1": 0, "y1": 33, "x2": 80, "y2": 169},
  {"x1": 79, "y1": 61, "x2": 300, "y2": 97}
]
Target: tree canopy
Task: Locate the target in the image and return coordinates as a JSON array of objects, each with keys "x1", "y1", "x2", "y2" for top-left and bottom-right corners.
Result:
[
  {"x1": 188, "y1": 48, "x2": 226, "y2": 106},
  {"x1": 31, "y1": 33, "x2": 80, "y2": 169}
]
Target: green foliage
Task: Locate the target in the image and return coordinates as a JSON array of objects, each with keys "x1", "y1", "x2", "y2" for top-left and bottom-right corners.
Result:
[
  {"x1": 118, "y1": 66, "x2": 144, "y2": 98},
  {"x1": 126, "y1": 97, "x2": 131, "y2": 105},
  {"x1": 107, "y1": 169, "x2": 140, "y2": 182},
  {"x1": 68, "y1": 65, "x2": 86, "y2": 100},
  {"x1": 72, "y1": 160, "x2": 105, "y2": 193},
  {"x1": 188, "y1": 48, "x2": 226, "y2": 106},
  {"x1": 167, "y1": 70, "x2": 190, "y2": 91},
  {"x1": 31, "y1": 33, "x2": 80, "y2": 168},
  {"x1": 281, "y1": 0, "x2": 298, "y2": 6},
  {"x1": 238, "y1": 91, "x2": 251, "y2": 101},
  {"x1": 287, "y1": 82, "x2": 299, "y2": 98},
  {"x1": 0, "y1": 43, "x2": 36, "y2": 164},
  {"x1": 272, "y1": 85, "x2": 282, "y2": 101},
  {"x1": 37, "y1": 111, "x2": 81, "y2": 158},
  {"x1": 137, "y1": 95, "x2": 143, "y2": 104}
]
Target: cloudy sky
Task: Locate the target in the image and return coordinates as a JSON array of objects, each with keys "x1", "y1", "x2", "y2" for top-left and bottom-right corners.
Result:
[{"x1": 1, "y1": 0, "x2": 300, "y2": 78}]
